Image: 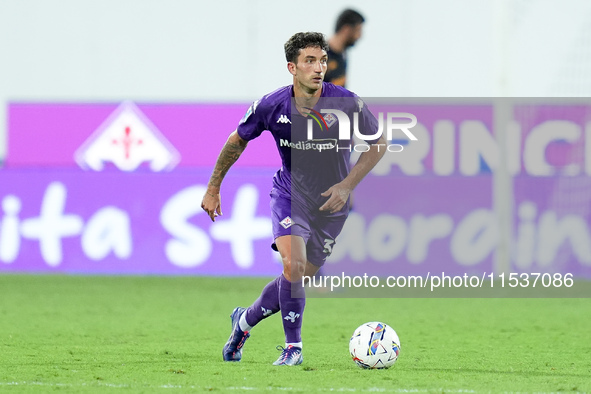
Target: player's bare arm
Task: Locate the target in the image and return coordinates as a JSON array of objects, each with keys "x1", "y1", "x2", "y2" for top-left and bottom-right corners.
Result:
[
  {"x1": 319, "y1": 135, "x2": 387, "y2": 213},
  {"x1": 201, "y1": 131, "x2": 248, "y2": 222}
]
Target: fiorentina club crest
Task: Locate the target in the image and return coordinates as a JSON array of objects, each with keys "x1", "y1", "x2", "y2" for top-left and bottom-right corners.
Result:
[
  {"x1": 74, "y1": 101, "x2": 180, "y2": 172},
  {"x1": 280, "y1": 216, "x2": 293, "y2": 229},
  {"x1": 323, "y1": 112, "x2": 337, "y2": 128}
]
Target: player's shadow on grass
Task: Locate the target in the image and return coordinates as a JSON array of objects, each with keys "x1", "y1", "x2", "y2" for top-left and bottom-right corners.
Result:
[{"x1": 406, "y1": 367, "x2": 589, "y2": 378}]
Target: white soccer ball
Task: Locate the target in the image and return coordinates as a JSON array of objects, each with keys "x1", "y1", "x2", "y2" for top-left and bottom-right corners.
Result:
[{"x1": 349, "y1": 321, "x2": 401, "y2": 369}]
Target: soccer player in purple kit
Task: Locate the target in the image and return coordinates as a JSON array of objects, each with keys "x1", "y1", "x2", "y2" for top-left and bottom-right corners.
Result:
[{"x1": 201, "y1": 32, "x2": 386, "y2": 366}]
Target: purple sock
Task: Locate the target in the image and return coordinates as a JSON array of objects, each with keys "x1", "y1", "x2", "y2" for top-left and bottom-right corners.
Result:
[
  {"x1": 244, "y1": 276, "x2": 281, "y2": 327},
  {"x1": 279, "y1": 274, "x2": 306, "y2": 344}
]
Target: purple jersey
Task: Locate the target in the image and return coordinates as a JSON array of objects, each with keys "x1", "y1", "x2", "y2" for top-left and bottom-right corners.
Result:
[{"x1": 237, "y1": 82, "x2": 379, "y2": 215}]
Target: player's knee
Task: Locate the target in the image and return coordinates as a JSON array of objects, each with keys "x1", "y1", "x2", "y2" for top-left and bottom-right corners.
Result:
[{"x1": 282, "y1": 256, "x2": 306, "y2": 282}]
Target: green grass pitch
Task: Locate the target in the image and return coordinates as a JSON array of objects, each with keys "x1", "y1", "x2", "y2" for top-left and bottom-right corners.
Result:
[{"x1": 0, "y1": 275, "x2": 590, "y2": 392}]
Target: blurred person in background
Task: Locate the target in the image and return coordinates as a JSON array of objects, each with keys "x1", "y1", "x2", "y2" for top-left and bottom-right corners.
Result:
[{"x1": 324, "y1": 9, "x2": 365, "y2": 88}]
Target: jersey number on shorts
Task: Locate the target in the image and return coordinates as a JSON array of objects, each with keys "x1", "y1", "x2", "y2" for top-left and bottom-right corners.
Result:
[{"x1": 323, "y1": 239, "x2": 335, "y2": 254}]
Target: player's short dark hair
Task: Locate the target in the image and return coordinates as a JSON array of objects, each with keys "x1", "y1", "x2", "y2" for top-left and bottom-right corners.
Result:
[
  {"x1": 335, "y1": 9, "x2": 365, "y2": 33},
  {"x1": 284, "y1": 32, "x2": 329, "y2": 63}
]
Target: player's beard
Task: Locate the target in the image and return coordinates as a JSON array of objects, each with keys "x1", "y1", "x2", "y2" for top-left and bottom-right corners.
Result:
[
  {"x1": 345, "y1": 37, "x2": 357, "y2": 49},
  {"x1": 311, "y1": 78, "x2": 323, "y2": 92},
  {"x1": 345, "y1": 32, "x2": 359, "y2": 49},
  {"x1": 301, "y1": 75, "x2": 323, "y2": 94}
]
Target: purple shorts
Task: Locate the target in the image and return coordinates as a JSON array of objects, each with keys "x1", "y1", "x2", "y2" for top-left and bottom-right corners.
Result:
[{"x1": 270, "y1": 191, "x2": 348, "y2": 267}]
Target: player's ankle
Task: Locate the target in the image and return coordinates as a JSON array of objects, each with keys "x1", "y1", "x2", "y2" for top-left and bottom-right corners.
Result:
[{"x1": 239, "y1": 310, "x2": 253, "y2": 332}]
